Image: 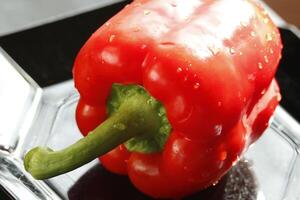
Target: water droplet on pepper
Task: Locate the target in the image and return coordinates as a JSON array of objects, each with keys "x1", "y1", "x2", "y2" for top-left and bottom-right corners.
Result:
[
  {"x1": 248, "y1": 74, "x2": 255, "y2": 81},
  {"x1": 219, "y1": 151, "x2": 227, "y2": 161},
  {"x1": 265, "y1": 33, "x2": 272, "y2": 42},
  {"x1": 109, "y1": 35, "x2": 116, "y2": 42},
  {"x1": 143, "y1": 10, "x2": 151, "y2": 15},
  {"x1": 264, "y1": 55, "x2": 269, "y2": 63},
  {"x1": 160, "y1": 42, "x2": 175, "y2": 46},
  {"x1": 141, "y1": 44, "x2": 147, "y2": 50},
  {"x1": 113, "y1": 123, "x2": 126, "y2": 131},
  {"x1": 193, "y1": 82, "x2": 200, "y2": 89},
  {"x1": 263, "y1": 18, "x2": 269, "y2": 24},
  {"x1": 170, "y1": 2, "x2": 177, "y2": 7},
  {"x1": 214, "y1": 125, "x2": 222, "y2": 136},
  {"x1": 177, "y1": 67, "x2": 183, "y2": 73},
  {"x1": 240, "y1": 21, "x2": 247, "y2": 27},
  {"x1": 276, "y1": 93, "x2": 281, "y2": 101},
  {"x1": 133, "y1": 27, "x2": 141, "y2": 32},
  {"x1": 208, "y1": 46, "x2": 220, "y2": 55},
  {"x1": 212, "y1": 181, "x2": 219, "y2": 186},
  {"x1": 218, "y1": 101, "x2": 222, "y2": 107}
]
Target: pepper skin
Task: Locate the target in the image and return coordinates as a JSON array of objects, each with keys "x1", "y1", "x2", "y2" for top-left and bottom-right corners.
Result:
[
  {"x1": 72, "y1": 0, "x2": 282, "y2": 198},
  {"x1": 25, "y1": 0, "x2": 282, "y2": 198},
  {"x1": 73, "y1": 0, "x2": 281, "y2": 198}
]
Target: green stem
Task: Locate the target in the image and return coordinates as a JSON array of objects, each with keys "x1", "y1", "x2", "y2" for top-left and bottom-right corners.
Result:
[{"x1": 24, "y1": 94, "x2": 160, "y2": 180}]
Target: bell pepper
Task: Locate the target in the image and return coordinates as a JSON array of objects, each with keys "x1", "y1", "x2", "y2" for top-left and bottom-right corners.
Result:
[{"x1": 24, "y1": 0, "x2": 282, "y2": 198}]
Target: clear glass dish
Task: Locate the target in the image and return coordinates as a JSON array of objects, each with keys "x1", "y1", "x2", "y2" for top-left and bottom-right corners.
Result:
[{"x1": 0, "y1": 50, "x2": 299, "y2": 199}]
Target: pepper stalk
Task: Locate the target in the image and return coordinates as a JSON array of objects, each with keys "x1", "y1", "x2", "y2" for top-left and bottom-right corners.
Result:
[{"x1": 24, "y1": 84, "x2": 171, "y2": 179}]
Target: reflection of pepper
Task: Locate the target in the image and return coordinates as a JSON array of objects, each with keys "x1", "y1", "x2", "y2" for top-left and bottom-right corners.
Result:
[{"x1": 24, "y1": 0, "x2": 282, "y2": 198}]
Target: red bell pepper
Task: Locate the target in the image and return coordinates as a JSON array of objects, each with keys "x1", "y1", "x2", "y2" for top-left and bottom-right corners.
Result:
[{"x1": 24, "y1": 0, "x2": 282, "y2": 198}]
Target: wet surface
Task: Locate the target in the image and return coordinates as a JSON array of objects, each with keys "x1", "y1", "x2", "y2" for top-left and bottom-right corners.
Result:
[
  {"x1": 0, "y1": 1, "x2": 299, "y2": 122},
  {"x1": 68, "y1": 160, "x2": 258, "y2": 200}
]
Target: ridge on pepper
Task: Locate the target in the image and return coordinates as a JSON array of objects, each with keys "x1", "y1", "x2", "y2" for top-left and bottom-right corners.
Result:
[{"x1": 24, "y1": 0, "x2": 282, "y2": 198}]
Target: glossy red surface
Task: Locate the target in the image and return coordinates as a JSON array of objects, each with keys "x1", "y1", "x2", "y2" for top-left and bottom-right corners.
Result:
[{"x1": 73, "y1": 0, "x2": 282, "y2": 198}]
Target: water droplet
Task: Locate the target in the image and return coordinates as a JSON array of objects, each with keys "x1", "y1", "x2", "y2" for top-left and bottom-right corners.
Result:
[
  {"x1": 229, "y1": 47, "x2": 236, "y2": 54},
  {"x1": 243, "y1": 97, "x2": 247, "y2": 102},
  {"x1": 261, "y1": 89, "x2": 266, "y2": 95},
  {"x1": 143, "y1": 10, "x2": 151, "y2": 15},
  {"x1": 264, "y1": 55, "x2": 269, "y2": 63},
  {"x1": 220, "y1": 151, "x2": 227, "y2": 161},
  {"x1": 133, "y1": 27, "x2": 140, "y2": 32},
  {"x1": 258, "y1": 62, "x2": 263, "y2": 69},
  {"x1": 183, "y1": 76, "x2": 188, "y2": 82},
  {"x1": 177, "y1": 67, "x2": 183, "y2": 73},
  {"x1": 263, "y1": 18, "x2": 269, "y2": 24},
  {"x1": 170, "y1": 2, "x2": 177, "y2": 7},
  {"x1": 218, "y1": 101, "x2": 222, "y2": 107},
  {"x1": 141, "y1": 44, "x2": 147, "y2": 49},
  {"x1": 239, "y1": 52, "x2": 243, "y2": 56},
  {"x1": 193, "y1": 82, "x2": 200, "y2": 89},
  {"x1": 147, "y1": 99, "x2": 153, "y2": 105},
  {"x1": 276, "y1": 93, "x2": 281, "y2": 101},
  {"x1": 214, "y1": 124, "x2": 222, "y2": 136},
  {"x1": 160, "y1": 42, "x2": 175, "y2": 46},
  {"x1": 240, "y1": 21, "x2": 247, "y2": 27},
  {"x1": 109, "y1": 34, "x2": 115, "y2": 42},
  {"x1": 262, "y1": 10, "x2": 268, "y2": 16},
  {"x1": 113, "y1": 123, "x2": 126, "y2": 131},
  {"x1": 265, "y1": 33, "x2": 272, "y2": 41},
  {"x1": 250, "y1": 31, "x2": 256, "y2": 37},
  {"x1": 212, "y1": 181, "x2": 219, "y2": 186},
  {"x1": 270, "y1": 48, "x2": 274, "y2": 54},
  {"x1": 188, "y1": 63, "x2": 192, "y2": 67},
  {"x1": 248, "y1": 74, "x2": 255, "y2": 81},
  {"x1": 105, "y1": 22, "x2": 111, "y2": 26},
  {"x1": 208, "y1": 46, "x2": 220, "y2": 55}
]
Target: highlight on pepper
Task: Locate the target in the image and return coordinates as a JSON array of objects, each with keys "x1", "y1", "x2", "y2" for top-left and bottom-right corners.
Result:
[{"x1": 24, "y1": 0, "x2": 282, "y2": 198}]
